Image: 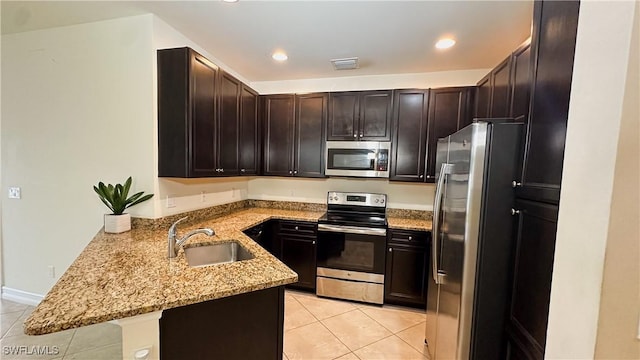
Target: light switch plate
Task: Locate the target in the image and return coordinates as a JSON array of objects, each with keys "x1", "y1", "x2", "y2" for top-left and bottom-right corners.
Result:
[{"x1": 8, "y1": 187, "x2": 21, "y2": 199}]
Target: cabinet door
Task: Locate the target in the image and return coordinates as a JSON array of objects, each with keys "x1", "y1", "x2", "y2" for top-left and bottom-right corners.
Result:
[
  {"x1": 359, "y1": 90, "x2": 392, "y2": 140},
  {"x1": 390, "y1": 89, "x2": 429, "y2": 181},
  {"x1": 263, "y1": 95, "x2": 294, "y2": 176},
  {"x1": 425, "y1": 87, "x2": 472, "y2": 180},
  {"x1": 327, "y1": 92, "x2": 359, "y2": 140},
  {"x1": 239, "y1": 85, "x2": 259, "y2": 175},
  {"x1": 217, "y1": 71, "x2": 241, "y2": 176},
  {"x1": 385, "y1": 242, "x2": 428, "y2": 307},
  {"x1": 475, "y1": 74, "x2": 491, "y2": 118},
  {"x1": 510, "y1": 42, "x2": 532, "y2": 123},
  {"x1": 281, "y1": 237, "x2": 317, "y2": 291},
  {"x1": 190, "y1": 52, "x2": 219, "y2": 177},
  {"x1": 506, "y1": 199, "x2": 558, "y2": 360},
  {"x1": 518, "y1": 0, "x2": 579, "y2": 204},
  {"x1": 294, "y1": 93, "x2": 327, "y2": 178},
  {"x1": 491, "y1": 56, "x2": 513, "y2": 118}
]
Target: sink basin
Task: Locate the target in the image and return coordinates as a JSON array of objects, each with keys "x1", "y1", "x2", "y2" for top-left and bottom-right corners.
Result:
[{"x1": 184, "y1": 241, "x2": 254, "y2": 268}]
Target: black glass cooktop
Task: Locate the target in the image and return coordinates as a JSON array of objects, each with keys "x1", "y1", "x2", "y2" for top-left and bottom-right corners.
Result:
[{"x1": 318, "y1": 211, "x2": 387, "y2": 228}]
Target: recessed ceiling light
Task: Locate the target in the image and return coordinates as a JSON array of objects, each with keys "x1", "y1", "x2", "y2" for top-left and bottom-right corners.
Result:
[
  {"x1": 272, "y1": 52, "x2": 288, "y2": 62},
  {"x1": 435, "y1": 38, "x2": 456, "y2": 50},
  {"x1": 222, "y1": 0, "x2": 238, "y2": 3}
]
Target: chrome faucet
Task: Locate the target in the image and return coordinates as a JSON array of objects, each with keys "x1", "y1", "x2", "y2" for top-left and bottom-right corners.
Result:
[{"x1": 168, "y1": 216, "x2": 215, "y2": 258}]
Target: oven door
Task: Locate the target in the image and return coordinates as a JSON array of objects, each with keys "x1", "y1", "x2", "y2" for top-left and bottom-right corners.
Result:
[{"x1": 316, "y1": 224, "x2": 387, "y2": 275}]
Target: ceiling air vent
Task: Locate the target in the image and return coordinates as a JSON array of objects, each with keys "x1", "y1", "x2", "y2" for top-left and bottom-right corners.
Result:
[{"x1": 331, "y1": 57, "x2": 359, "y2": 70}]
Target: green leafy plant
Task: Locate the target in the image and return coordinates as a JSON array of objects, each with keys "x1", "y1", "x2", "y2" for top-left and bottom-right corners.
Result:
[{"x1": 93, "y1": 177, "x2": 154, "y2": 215}]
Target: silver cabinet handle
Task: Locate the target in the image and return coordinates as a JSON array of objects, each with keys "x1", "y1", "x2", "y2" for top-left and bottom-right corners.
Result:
[
  {"x1": 408, "y1": 236, "x2": 412, "y2": 240},
  {"x1": 419, "y1": 175, "x2": 424, "y2": 179},
  {"x1": 511, "y1": 209, "x2": 521, "y2": 216},
  {"x1": 388, "y1": 248, "x2": 392, "y2": 252},
  {"x1": 312, "y1": 241, "x2": 316, "y2": 245},
  {"x1": 240, "y1": 169, "x2": 246, "y2": 173},
  {"x1": 353, "y1": 134, "x2": 357, "y2": 138},
  {"x1": 294, "y1": 226, "x2": 299, "y2": 231},
  {"x1": 293, "y1": 170, "x2": 298, "y2": 175},
  {"x1": 220, "y1": 168, "x2": 224, "y2": 173},
  {"x1": 359, "y1": 132, "x2": 363, "y2": 138},
  {"x1": 426, "y1": 175, "x2": 432, "y2": 179},
  {"x1": 512, "y1": 181, "x2": 522, "y2": 188},
  {"x1": 288, "y1": 170, "x2": 293, "y2": 175}
]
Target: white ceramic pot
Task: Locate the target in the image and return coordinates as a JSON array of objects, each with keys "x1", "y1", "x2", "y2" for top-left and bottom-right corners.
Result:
[{"x1": 104, "y1": 213, "x2": 131, "y2": 234}]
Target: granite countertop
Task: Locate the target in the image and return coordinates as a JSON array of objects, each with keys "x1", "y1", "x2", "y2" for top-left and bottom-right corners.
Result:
[{"x1": 24, "y1": 206, "x2": 431, "y2": 335}]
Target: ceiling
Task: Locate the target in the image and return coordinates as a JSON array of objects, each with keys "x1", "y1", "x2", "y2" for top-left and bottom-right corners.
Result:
[{"x1": 1, "y1": 1, "x2": 533, "y2": 82}]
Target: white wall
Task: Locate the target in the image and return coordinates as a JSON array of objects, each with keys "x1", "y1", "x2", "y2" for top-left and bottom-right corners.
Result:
[
  {"x1": 251, "y1": 69, "x2": 490, "y2": 94},
  {"x1": 545, "y1": 1, "x2": 638, "y2": 358},
  {"x1": 594, "y1": 3, "x2": 640, "y2": 356},
  {"x1": 249, "y1": 177, "x2": 434, "y2": 211},
  {"x1": 1, "y1": 15, "x2": 156, "y2": 295}
]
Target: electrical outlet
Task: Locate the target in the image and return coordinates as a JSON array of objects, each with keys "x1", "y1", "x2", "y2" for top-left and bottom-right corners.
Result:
[
  {"x1": 48, "y1": 265, "x2": 55, "y2": 278},
  {"x1": 166, "y1": 195, "x2": 176, "y2": 208},
  {"x1": 200, "y1": 191, "x2": 206, "y2": 203},
  {"x1": 8, "y1": 187, "x2": 21, "y2": 199}
]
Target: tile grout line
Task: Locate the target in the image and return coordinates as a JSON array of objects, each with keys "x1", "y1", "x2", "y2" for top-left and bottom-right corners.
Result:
[
  {"x1": 394, "y1": 321, "x2": 429, "y2": 358},
  {"x1": 320, "y1": 308, "x2": 393, "y2": 355}
]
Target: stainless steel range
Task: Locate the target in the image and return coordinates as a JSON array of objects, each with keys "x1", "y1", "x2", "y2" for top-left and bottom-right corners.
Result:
[{"x1": 316, "y1": 191, "x2": 388, "y2": 304}]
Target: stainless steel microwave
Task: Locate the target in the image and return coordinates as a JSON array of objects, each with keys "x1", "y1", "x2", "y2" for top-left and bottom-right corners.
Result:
[{"x1": 325, "y1": 141, "x2": 390, "y2": 178}]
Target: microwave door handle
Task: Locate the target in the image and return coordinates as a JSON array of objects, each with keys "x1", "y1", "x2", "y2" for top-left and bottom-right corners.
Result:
[{"x1": 432, "y1": 163, "x2": 452, "y2": 285}]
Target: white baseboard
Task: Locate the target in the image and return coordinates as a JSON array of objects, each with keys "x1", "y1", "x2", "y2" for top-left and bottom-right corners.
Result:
[{"x1": 1, "y1": 286, "x2": 44, "y2": 306}]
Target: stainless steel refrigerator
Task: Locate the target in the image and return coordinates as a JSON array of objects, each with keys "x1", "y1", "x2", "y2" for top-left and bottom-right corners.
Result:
[{"x1": 425, "y1": 120, "x2": 523, "y2": 360}]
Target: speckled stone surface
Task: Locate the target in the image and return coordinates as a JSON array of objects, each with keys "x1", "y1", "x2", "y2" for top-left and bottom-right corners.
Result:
[
  {"x1": 387, "y1": 217, "x2": 432, "y2": 232},
  {"x1": 24, "y1": 208, "x2": 322, "y2": 336},
  {"x1": 386, "y1": 208, "x2": 432, "y2": 220},
  {"x1": 24, "y1": 203, "x2": 431, "y2": 336}
]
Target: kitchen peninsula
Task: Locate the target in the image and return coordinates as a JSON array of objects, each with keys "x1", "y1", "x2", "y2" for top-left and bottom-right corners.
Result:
[{"x1": 23, "y1": 201, "x2": 431, "y2": 359}]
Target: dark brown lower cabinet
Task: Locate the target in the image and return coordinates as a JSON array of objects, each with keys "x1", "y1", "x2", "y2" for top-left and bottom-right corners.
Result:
[
  {"x1": 384, "y1": 230, "x2": 430, "y2": 308},
  {"x1": 506, "y1": 199, "x2": 559, "y2": 360},
  {"x1": 160, "y1": 286, "x2": 284, "y2": 360},
  {"x1": 278, "y1": 221, "x2": 317, "y2": 291}
]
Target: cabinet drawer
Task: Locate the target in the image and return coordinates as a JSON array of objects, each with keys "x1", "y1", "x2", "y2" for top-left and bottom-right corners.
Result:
[
  {"x1": 388, "y1": 230, "x2": 429, "y2": 246},
  {"x1": 278, "y1": 221, "x2": 317, "y2": 236}
]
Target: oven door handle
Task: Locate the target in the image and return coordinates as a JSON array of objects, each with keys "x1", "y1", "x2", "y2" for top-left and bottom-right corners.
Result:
[{"x1": 317, "y1": 223, "x2": 387, "y2": 237}]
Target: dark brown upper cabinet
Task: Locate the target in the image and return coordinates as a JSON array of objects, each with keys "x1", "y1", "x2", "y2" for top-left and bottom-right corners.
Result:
[
  {"x1": 327, "y1": 90, "x2": 392, "y2": 141},
  {"x1": 158, "y1": 47, "x2": 258, "y2": 178},
  {"x1": 476, "y1": 75, "x2": 491, "y2": 119},
  {"x1": 517, "y1": 0, "x2": 579, "y2": 204},
  {"x1": 425, "y1": 87, "x2": 474, "y2": 180},
  {"x1": 390, "y1": 89, "x2": 430, "y2": 182},
  {"x1": 239, "y1": 85, "x2": 260, "y2": 175},
  {"x1": 217, "y1": 71, "x2": 241, "y2": 176},
  {"x1": 475, "y1": 56, "x2": 512, "y2": 119},
  {"x1": 510, "y1": 40, "x2": 532, "y2": 123},
  {"x1": 158, "y1": 47, "x2": 219, "y2": 177},
  {"x1": 262, "y1": 93, "x2": 327, "y2": 178}
]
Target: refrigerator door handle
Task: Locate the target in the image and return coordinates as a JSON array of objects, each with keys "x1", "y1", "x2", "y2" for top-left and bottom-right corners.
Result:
[{"x1": 432, "y1": 163, "x2": 452, "y2": 285}]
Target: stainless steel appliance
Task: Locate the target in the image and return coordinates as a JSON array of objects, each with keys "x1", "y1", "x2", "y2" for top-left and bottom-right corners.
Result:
[
  {"x1": 316, "y1": 191, "x2": 388, "y2": 304},
  {"x1": 325, "y1": 141, "x2": 390, "y2": 178},
  {"x1": 425, "y1": 120, "x2": 524, "y2": 360}
]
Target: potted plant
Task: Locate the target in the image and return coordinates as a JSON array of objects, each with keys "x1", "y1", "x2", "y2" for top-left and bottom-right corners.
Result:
[{"x1": 93, "y1": 176, "x2": 154, "y2": 234}]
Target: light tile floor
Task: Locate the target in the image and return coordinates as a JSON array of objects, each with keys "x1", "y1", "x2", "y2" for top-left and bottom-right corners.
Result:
[
  {"x1": 0, "y1": 299, "x2": 121, "y2": 360},
  {"x1": 0, "y1": 291, "x2": 429, "y2": 360},
  {"x1": 284, "y1": 290, "x2": 429, "y2": 360}
]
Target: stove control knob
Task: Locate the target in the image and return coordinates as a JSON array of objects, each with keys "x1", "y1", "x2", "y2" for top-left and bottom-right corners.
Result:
[
  {"x1": 375, "y1": 199, "x2": 379, "y2": 203},
  {"x1": 380, "y1": 199, "x2": 385, "y2": 204}
]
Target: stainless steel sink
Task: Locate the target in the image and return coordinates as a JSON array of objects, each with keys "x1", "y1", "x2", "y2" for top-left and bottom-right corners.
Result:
[{"x1": 183, "y1": 241, "x2": 254, "y2": 268}]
